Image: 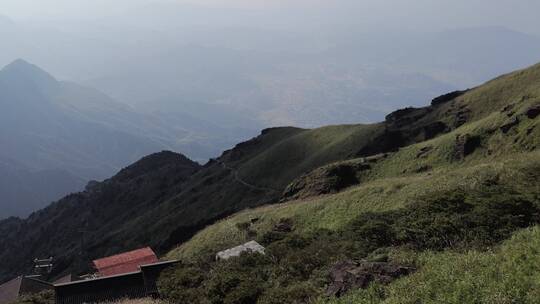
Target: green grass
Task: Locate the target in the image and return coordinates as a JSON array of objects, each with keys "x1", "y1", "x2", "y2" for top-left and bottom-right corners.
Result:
[
  {"x1": 459, "y1": 62, "x2": 540, "y2": 121},
  {"x1": 163, "y1": 59, "x2": 540, "y2": 265},
  {"x1": 161, "y1": 62, "x2": 540, "y2": 304},
  {"x1": 167, "y1": 85, "x2": 540, "y2": 260},
  {"x1": 161, "y1": 171, "x2": 539, "y2": 304},
  {"x1": 168, "y1": 150, "x2": 540, "y2": 262},
  {"x1": 236, "y1": 123, "x2": 384, "y2": 189},
  {"x1": 320, "y1": 226, "x2": 540, "y2": 304}
]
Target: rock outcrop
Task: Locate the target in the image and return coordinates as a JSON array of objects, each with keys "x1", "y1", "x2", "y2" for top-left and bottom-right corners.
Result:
[
  {"x1": 273, "y1": 218, "x2": 294, "y2": 233},
  {"x1": 453, "y1": 104, "x2": 471, "y2": 128},
  {"x1": 500, "y1": 117, "x2": 520, "y2": 134},
  {"x1": 526, "y1": 105, "x2": 540, "y2": 119},
  {"x1": 282, "y1": 162, "x2": 369, "y2": 201},
  {"x1": 326, "y1": 260, "x2": 415, "y2": 297},
  {"x1": 453, "y1": 134, "x2": 481, "y2": 160},
  {"x1": 431, "y1": 90, "x2": 469, "y2": 106}
]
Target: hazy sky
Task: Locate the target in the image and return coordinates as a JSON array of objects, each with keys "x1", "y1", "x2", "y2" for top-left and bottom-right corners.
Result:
[{"x1": 1, "y1": 0, "x2": 540, "y2": 35}]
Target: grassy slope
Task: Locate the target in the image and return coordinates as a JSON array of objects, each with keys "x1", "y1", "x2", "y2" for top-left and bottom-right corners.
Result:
[
  {"x1": 168, "y1": 68, "x2": 540, "y2": 259},
  {"x1": 165, "y1": 63, "x2": 540, "y2": 302},
  {"x1": 169, "y1": 151, "x2": 540, "y2": 262},
  {"x1": 227, "y1": 61, "x2": 540, "y2": 192},
  {"x1": 128, "y1": 124, "x2": 387, "y2": 250},
  {"x1": 0, "y1": 123, "x2": 385, "y2": 281},
  {"x1": 234, "y1": 123, "x2": 384, "y2": 189},
  {"x1": 461, "y1": 62, "x2": 540, "y2": 119},
  {"x1": 117, "y1": 112, "x2": 414, "y2": 255},
  {"x1": 321, "y1": 226, "x2": 540, "y2": 304}
]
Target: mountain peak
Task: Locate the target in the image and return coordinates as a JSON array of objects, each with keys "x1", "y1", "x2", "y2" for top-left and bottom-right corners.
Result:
[
  {"x1": 2, "y1": 59, "x2": 53, "y2": 77},
  {"x1": 6, "y1": 58, "x2": 32, "y2": 67},
  {"x1": 114, "y1": 151, "x2": 200, "y2": 182},
  {"x1": 0, "y1": 59, "x2": 59, "y2": 94}
]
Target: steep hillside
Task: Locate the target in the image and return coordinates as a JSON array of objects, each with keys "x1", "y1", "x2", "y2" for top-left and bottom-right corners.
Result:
[
  {"x1": 0, "y1": 151, "x2": 200, "y2": 283},
  {"x1": 0, "y1": 92, "x2": 451, "y2": 281},
  {"x1": 160, "y1": 63, "x2": 540, "y2": 303},
  {"x1": 1, "y1": 62, "x2": 539, "y2": 301},
  {"x1": 96, "y1": 84, "x2": 483, "y2": 259}
]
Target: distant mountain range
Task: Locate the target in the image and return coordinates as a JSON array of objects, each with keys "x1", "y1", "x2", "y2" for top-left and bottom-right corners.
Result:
[
  {"x1": 2, "y1": 16, "x2": 540, "y2": 129},
  {"x1": 0, "y1": 59, "x2": 173, "y2": 218},
  {"x1": 0, "y1": 59, "x2": 257, "y2": 219},
  {"x1": 63, "y1": 26, "x2": 540, "y2": 127},
  {"x1": 2, "y1": 21, "x2": 540, "y2": 219}
]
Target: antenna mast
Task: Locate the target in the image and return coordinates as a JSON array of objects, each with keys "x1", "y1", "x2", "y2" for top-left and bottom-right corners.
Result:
[{"x1": 33, "y1": 257, "x2": 54, "y2": 275}]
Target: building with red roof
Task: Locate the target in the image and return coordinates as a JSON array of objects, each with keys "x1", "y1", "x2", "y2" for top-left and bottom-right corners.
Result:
[
  {"x1": 92, "y1": 247, "x2": 158, "y2": 277},
  {"x1": 55, "y1": 260, "x2": 178, "y2": 304}
]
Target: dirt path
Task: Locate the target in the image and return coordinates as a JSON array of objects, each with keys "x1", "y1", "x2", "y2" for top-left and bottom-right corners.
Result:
[{"x1": 218, "y1": 160, "x2": 280, "y2": 193}]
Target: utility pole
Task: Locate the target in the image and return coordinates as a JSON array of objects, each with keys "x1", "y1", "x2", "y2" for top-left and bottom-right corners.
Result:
[
  {"x1": 77, "y1": 219, "x2": 95, "y2": 275},
  {"x1": 78, "y1": 228, "x2": 89, "y2": 274}
]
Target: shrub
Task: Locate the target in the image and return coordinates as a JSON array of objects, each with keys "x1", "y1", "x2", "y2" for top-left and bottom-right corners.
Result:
[
  {"x1": 158, "y1": 263, "x2": 207, "y2": 304},
  {"x1": 11, "y1": 290, "x2": 54, "y2": 304},
  {"x1": 258, "y1": 230, "x2": 288, "y2": 245},
  {"x1": 206, "y1": 253, "x2": 271, "y2": 304},
  {"x1": 347, "y1": 188, "x2": 539, "y2": 251},
  {"x1": 236, "y1": 222, "x2": 251, "y2": 231},
  {"x1": 160, "y1": 187, "x2": 540, "y2": 304},
  {"x1": 324, "y1": 226, "x2": 540, "y2": 304},
  {"x1": 258, "y1": 282, "x2": 320, "y2": 304},
  {"x1": 393, "y1": 189, "x2": 539, "y2": 249}
]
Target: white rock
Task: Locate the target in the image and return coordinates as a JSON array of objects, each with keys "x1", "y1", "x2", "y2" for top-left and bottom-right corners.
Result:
[{"x1": 216, "y1": 240, "x2": 265, "y2": 260}]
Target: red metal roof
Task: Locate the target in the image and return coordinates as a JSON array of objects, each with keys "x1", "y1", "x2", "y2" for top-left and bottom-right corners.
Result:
[{"x1": 92, "y1": 247, "x2": 158, "y2": 277}]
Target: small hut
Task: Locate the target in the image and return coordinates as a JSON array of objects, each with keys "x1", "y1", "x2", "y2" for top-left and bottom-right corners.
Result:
[{"x1": 54, "y1": 260, "x2": 178, "y2": 304}]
